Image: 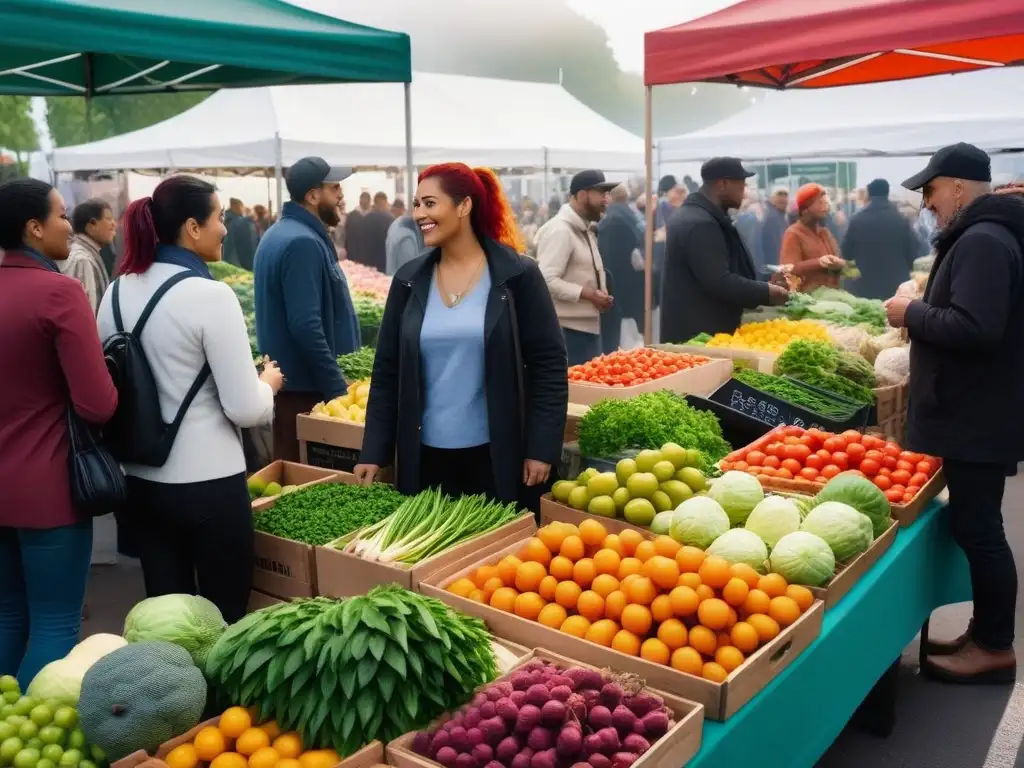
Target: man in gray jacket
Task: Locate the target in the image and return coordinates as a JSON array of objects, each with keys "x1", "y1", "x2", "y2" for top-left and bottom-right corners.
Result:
[{"x1": 385, "y1": 214, "x2": 425, "y2": 275}]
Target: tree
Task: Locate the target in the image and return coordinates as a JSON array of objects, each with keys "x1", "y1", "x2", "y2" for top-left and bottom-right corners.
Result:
[
  {"x1": 0, "y1": 95, "x2": 39, "y2": 175},
  {"x1": 45, "y1": 92, "x2": 209, "y2": 147}
]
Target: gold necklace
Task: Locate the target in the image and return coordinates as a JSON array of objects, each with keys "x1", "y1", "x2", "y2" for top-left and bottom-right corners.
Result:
[{"x1": 437, "y1": 258, "x2": 485, "y2": 307}]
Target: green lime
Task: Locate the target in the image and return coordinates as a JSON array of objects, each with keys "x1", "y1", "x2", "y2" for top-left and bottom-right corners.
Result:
[
  {"x1": 2, "y1": 692, "x2": 20, "y2": 706},
  {"x1": 11, "y1": 700, "x2": 34, "y2": 718},
  {"x1": 6, "y1": 717, "x2": 27, "y2": 730},
  {"x1": 58, "y1": 748, "x2": 81, "y2": 767},
  {"x1": 78, "y1": 760, "x2": 96, "y2": 768},
  {"x1": 50, "y1": 712, "x2": 75, "y2": 733},
  {"x1": 13, "y1": 747, "x2": 40, "y2": 768},
  {"x1": 41, "y1": 745, "x2": 63, "y2": 763},
  {"x1": 87, "y1": 747, "x2": 104, "y2": 766},
  {"x1": 0, "y1": 678, "x2": 19, "y2": 696},
  {"x1": 18, "y1": 723, "x2": 38, "y2": 742},
  {"x1": 37, "y1": 759, "x2": 55, "y2": 768},
  {"x1": 37, "y1": 729, "x2": 62, "y2": 748},
  {"x1": 1, "y1": 704, "x2": 15, "y2": 718},
  {"x1": 24, "y1": 740, "x2": 43, "y2": 753},
  {"x1": 0, "y1": 724, "x2": 14, "y2": 743},
  {"x1": 0, "y1": 739, "x2": 25, "y2": 762},
  {"x1": 28, "y1": 707, "x2": 52, "y2": 729},
  {"x1": 65, "y1": 733, "x2": 84, "y2": 752}
]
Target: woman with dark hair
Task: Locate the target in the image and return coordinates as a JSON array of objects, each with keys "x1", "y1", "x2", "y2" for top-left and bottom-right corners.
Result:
[
  {"x1": 97, "y1": 175, "x2": 283, "y2": 622},
  {"x1": 0, "y1": 179, "x2": 118, "y2": 686},
  {"x1": 354, "y1": 164, "x2": 567, "y2": 509}
]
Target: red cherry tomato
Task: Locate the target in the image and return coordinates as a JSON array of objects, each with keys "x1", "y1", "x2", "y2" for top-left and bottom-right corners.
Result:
[
  {"x1": 916, "y1": 460, "x2": 936, "y2": 477},
  {"x1": 821, "y1": 464, "x2": 842, "y2": 479},
  {"x1": 781, "y1": 458, "x2": 803, "y2": 475},
  {"x1": 909, "y1": 472, "x2": 929, "y2": 488},
  {"x1": 890, "y1": 469, "x2": 912, "y2": 486},
  {"x1": 764, "y1": 455, "x2": 782, "y2": 469},
  {"x1": 799, "y1": 467, "x2": 820, "y2": 481},
  {"x1": 733, "y1": 461, "x2": 749, "y2": 471},
  {"x1": 845, "y1": 443, "x2": 866, "y2": 459},
  {"x1": 817, "y1": 449, "x2": 833, "y2": 461},
  {"x1": 885, "y1": 488, "x2": 904, "y2": 502},
  {"x1": 822, "y1": 437, "x2": 844, "y2": 453},
  {"x1": 900, "y1": 451, "x2": 924, "y2": 464},
  {"x1": 831, "y1": 452, "x2": 849, "y2": 471},
  {"x1": 841, "y1": 430, "x2": 863, "y2": 443},
  {"x1": 896, "y1": 460, "x2": 915, "y2": 473},
  {"x1": 805, "y1": 454, "x2": 825, "y2": 470},
  {"x1": 783, "y1": 426, "x2": 805, "y2": 437},
  {"x1": 775, "y1": 468, "x2": 794, "y2": 480},
  {"x1": 864, "y1": 449, "x2": 885, "y2": 464},
  {"x1": 786, "y1": 444, "x2": 812, "y2": 462},
  {"x1": 883, "y1": 442, "x2": 902, "y2": 458},
  {"x1": 874, "y1": 475, "x2": 892, "y2": 491},
  {"x1": 858, "y1": 458, "x2": 881, "y2": 476},
  {"x1": 746, "y1": 450, "x2": 766, "y2": 466},
  {"x1": 882, "y1": 456, "x2": 899, "y2": 471}
]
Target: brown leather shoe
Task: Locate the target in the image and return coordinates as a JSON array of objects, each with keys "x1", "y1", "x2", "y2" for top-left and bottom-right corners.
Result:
[
  {"x1": 926, "y1": 640, "x2": 1017, "y2": 684},
  {"x1": 924, "y1": 620, "x2": 973, "y2": 656}
]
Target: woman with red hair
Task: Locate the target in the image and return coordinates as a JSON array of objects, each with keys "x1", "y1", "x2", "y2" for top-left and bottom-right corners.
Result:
[{"x1": 354, "y1": 163, "x2": 567, "y2": 509}]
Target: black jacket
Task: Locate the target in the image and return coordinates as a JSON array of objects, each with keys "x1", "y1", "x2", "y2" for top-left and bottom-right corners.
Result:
[
  {"x1": 360, "y1": 238, "x2": 568, "y2": 505},
  {"x1": 223, "y1": 210, "x2": 259, "y2": 270},
  {"x1": 598, "y1": 202, "x2": 644, "y2": 325},
  {"x1": 842, "y1": 198, "x2": 927, "y2": 300},
  {"x1": 662, "y1": 192, "x2": 769, "y2": 343},
  {"x1": 906, "y1": 193, "x2": 1024, "y2": 466}
]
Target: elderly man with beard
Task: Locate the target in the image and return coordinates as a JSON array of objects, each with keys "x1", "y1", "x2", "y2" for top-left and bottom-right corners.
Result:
[
  {"x1": 888, "y1": 143, "x2": 1024, "y2": 684},
  {"x1": 254, "y1": 156, "x2": 361, "y2": 461}
]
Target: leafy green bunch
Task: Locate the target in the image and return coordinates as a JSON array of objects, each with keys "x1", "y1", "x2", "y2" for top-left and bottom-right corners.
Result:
[
  {"x1": 253, "y1": 483, "x2": 405, "y2": 545},
  {"x1": 337, "y1": 347, "x2": 376, "y2": 381},
  {"x1": 775, "y1": 340, "x2": 875, "y2": 404}
]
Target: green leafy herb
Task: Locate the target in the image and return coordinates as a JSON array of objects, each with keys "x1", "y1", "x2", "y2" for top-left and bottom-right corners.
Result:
[
  {"x1": 779, "y1": 287, "x2": 887, "y2": 334},
  {"x1": 733, "y1": 368, "x2": 859, "y2": 420},
  {"x1": 253, "y1": 483, "x2": 405, "y2": 545},
  {"x1": 337, "y1": 347, "x2": 376, "y2": 381},
  {"x1": 775, "y1": 340, "x2": 875, "y2": 404}
]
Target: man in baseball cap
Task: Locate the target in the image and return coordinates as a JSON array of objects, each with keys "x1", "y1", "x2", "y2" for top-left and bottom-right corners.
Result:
[
  {"x1": 888, "y1": 142, "x2": 1024, "y2": 683},
  {"x1": 253, "y1": 156, "x2": 360, "y2": 461}
]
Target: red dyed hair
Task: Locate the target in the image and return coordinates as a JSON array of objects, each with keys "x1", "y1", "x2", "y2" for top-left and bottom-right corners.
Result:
[{"x1": 418, "y1": 163, "x2": 525, "y2": 253}]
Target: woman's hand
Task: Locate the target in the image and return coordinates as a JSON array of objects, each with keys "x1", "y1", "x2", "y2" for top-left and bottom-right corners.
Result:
[
  {"x1": 353, "y1": 463, "x2": 379, "y2": 486},
  {"x1": 523, "y1": 459, "x2": 551, "y2": 487},
  {"x1": 259, "y1": 359, "x2": 284, "y2": 395}
]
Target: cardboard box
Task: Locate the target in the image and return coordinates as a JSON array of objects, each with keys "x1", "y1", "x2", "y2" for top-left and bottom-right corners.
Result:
[
  {"x1": 386, "y1": 649, "x2": 704, "y2": 768},
  {"x1": 316, "y1": 514, "x2": 538, "y2": 599},
  {"x1": 808, "y1": 519, "x2": 899, "y2": 609},
  {"x1": 249, "y1": 460, "x2": 341, "y2": 511},
  {"x1": 890, "y1": 466, "x2": 946, "y2": 527},
  {"x1": 655, "y1": 343, "x2": 778, "y2": 374},
  {"x1": 247, "y1": 590, "x2": 285, "y2": 613},
  {"x1": 297, "y1": 413, "x2": 365, "y2": 471},
  {"x1": 421, "y1": 536, "x2": 824, "y2": 721},
  {"x1": 540, "y1": 494, "x2": 658, "y2": 539},
  {"x1": 568, "y1": 357, "x2": 732, "y2": 406}
]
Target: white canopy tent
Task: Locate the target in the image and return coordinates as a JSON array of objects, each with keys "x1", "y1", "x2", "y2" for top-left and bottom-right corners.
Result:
[
  {"x1": 657, "y1": 69, "x2": 1024, "y2": 162},
  {"x1": 51, "y1": 72, "x2": 644, "y2": 175}
]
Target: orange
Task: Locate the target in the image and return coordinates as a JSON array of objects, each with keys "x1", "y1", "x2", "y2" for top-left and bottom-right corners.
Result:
[
  {"x1": 236, "y1": 728, "x2": 271, "y2": 757},
  {"x1": 721, "y1": 578, "x2": 750, "y2": 608},
  {"x1": 611, "y1": 629, "x2": 642, "y2": 656},
  {"x1": 537, "y1": 524, "x2": 568, "y2": 554},
  {"x1": 219, "y1": 707, "x2": 253, "y2": 739},
  {"x1": 572, "y1": 558, "x2": 597, "y2": 588},
  {"x1": 676, "y1": 546, "x2": 706, "y2": 573},
  {"x1": 515, "y1": 561, "x2": 547, "y2": 592},
  {"x1": 714, "y1": 646, "x2": 745, "y2": 673},
  {"x1": 489, "y1": 586, "x2": 519, "y2": 612},
  {"x1": 650, "y1": 594, "x2": 674, "y2": 623},
  {"x1": 585, "y1": 618, "x2": 619, "y2": 647},
  {"x1": 448, "y1": 578, "x2": 476, "y2": 598},
  {"x1": 497, "y1": 555, "x2": 522, "y2": 586},
  {"x1": 165, "y1": 745, "x2": 199, "y2": 768},
  {"x1": 730, "y1": 621, "x2": 760, "y2": 653},
  {"x1": 560, "y1": 615, "x2": 592, "y2": 638},
  {"x1": 730, "y1": 563, "x2": 761, "y2": 589},
  {"x1": 768, "y1": 596, "x2": 801, "y2": 627},
  {"x1": 258, "y1": 722, "x2": 281, "y2": 742},
  {"x1": 298, "y1": 751, "x2": 340, "y2": 768},
  {"x1": 514, "y1": 592, "x2": 546, "y2": 621},
  {"x1": 549, "y1": 555, "x2": 575, "y2": 581},
  {"x1": 593, "y1": 548, "x2": 621, "y2": 576},
  {"x1": 604, "y1": 590, "x2": 628, "y2": 621},
  {"x1": 272, "y1": 734, "x2": 303, "y2": 760},
  {"x1": 601, "y1": 534, "x2": 625, "y2": 557},
  {"x1": 538, "y1": 602, "x2": 568, "y2": 629},
  {"x1": 617, "y1": 557, "x2": 643, "y2": 580},
  {"x1": 620, "y1": 573, "x2": 641, "y2": 594},
  {"x1": 559, "y1": 522, "x2": 581, "y2": 538},
  {"x1": 520, "y1": 538, "x2": 552, "y2": 566},
  {"x1": 538, "y1": 575, "x2": 558, "y2": 602},
  {"x1": 248, "y1": 747, "x2": 281, "y2": 768},
  {"x1": 467, "y1": 589, "x2": 485, "y2": 603},
  {"x1": 698, "y1": 556, "x2": 732, "y2": 589},
  {"x1": 577, "y1": 590, "x2": 606, "y2": 621},
  {"x1": 618, "y1": 528, "x2": 645, "y2": 557},
  {"x1": 277, "y1": 761, "x2": 301, "y2": 768},
  {"x1": 210, "y1": 755, "x2": 248, "y2": 768},
  {"x1": 627, "y1": 576, "x2": 657, "y2": 606},
  {"x1": 702, "y1": 662, "x2": 729, "y2": 683},
  {"x1": 726, "y1": 606, "x2": 738, "y2": 629},
  {"x1": 620, "y1": 603, "x2": 653, "y2": 636},
  {"x1": 194, "y1": 727, "x2": 228, "y2": 762},
  {"x1": 640, "y1": 638, "x2": 671, "y2": 665},
  {"x1": 555, "y1": 580, "x2": 583, "y2": 609},
  {"x1": 643, "y1": 555, "x2": 680, "y2": 590},
  {"x1": 657, "y1": 618, "x2": 688, "y2": 650},
  {"x1": 678, "y1": 572, "x2": 703, "y2": 589},
  {"x1": 653, "y1": 535, "x2": 681, "y2": 559},
  {"x1": 473, "y1": 565, "x2": 501, "y2": 589},
  {"x1": 669, "y1": 586, "x2": 700, "y2": 617},
  {"x1": 591, "y1": 573, "x2": 620, "y2": 599},
  {"x1": 742, "y1": 588, "x2": 772, "y2": 617},
  {"x1": 695, "y1": 584, "x2": 716, "y2": 602},
  {"x1": 747, "y1": 613, "x2": 781, "y2": 643},
  {"x1": 688, "y1": 625, "x2": 718, "y2": 656},
  {"x1": 482, "y1": 576, "x2": 505, "y2": 598},
  {"x1": 578, "y1": 518, "x2": 608, "y2": 547},
  {"x1": 757, "y1": 573, "x2": 789, "y2": 598},
  {"x1": 634, "y1": 540, "x2": 657, "y2": 563},
  {"x1": 560, "y1": 535, "x2": 586, "y2": 561},
  {"x1": 786, "y1": 584, "x2": 814, "y2": 613},
  {"x1": 717, "y1": 631, "x2": 733, "y2": 649},
  {"x1": 697, "y1": 598, "x2": 730, "y2": 631},
  {"x1": 671, "y1": 646, "x2": 704, "y2": 676}
]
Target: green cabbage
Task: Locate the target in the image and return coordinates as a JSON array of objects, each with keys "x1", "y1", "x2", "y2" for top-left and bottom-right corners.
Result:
[
  {"x1": 708, "y1": 470, "x2": 765, "y2": 526},
  {"x1": 669, "y1": 496, "x2": 730, "y2": 549},
  {"x1": 745, "y1": 496, "x2": 802, "y2": 549},
  {"x1": 800, "y1": 501, "x2": 874, "y2": 562},
  {"x1": 123, "y1": 594, "x2": 227, "y2": 668},
  {"x1": 811, "y1": 471, "x2": 893, "y2": 537},
  {"x1": 769, "y1": 531, "x2": 836, "y2": 587},
  {"x1": 706, "y1": 529, "x2": 769, "y2": 574}
]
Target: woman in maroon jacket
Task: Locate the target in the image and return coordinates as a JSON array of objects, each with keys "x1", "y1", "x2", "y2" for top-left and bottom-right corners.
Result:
[{"x1": 0, "y1": 179, "x2": 118, "y2": 687}]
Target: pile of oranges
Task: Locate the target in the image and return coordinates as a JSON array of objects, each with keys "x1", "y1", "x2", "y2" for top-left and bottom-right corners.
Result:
[{"x1": 447, "y1": 520, "x2": 815, "y2": 683}]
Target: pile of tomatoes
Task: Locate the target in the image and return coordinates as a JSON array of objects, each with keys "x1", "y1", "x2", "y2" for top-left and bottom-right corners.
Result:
[
  {"x1": 568, "y1": 348, "x2": 710, "y2": 387},
  {"x1": 721, "y1": 425, "x2": 940, "y2": 504}
]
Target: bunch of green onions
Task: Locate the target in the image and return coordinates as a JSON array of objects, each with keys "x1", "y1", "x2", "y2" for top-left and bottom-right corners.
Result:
[{"x1": 336, "y1": 488, "x2": 522, "y2": 565}]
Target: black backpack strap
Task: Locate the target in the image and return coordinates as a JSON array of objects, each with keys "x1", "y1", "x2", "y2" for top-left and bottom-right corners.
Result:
[
  {"x1": 112, "y1": 279, "x2": 124, "y2": 333},
  {"x1": 132, "y1": 271, "x2": 199, "y2": 338},
  {"x1": 164, "y1": 362, "x2": 212, "y2": 440}
]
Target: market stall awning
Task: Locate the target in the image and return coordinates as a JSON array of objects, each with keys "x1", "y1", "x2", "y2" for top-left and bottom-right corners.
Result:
[
  {"x1": 644, "y1": 0, "x2": 1024, "y2": 89},
  {"x1": 0, "y1": 0, "x2": 411, "y2": 96}
]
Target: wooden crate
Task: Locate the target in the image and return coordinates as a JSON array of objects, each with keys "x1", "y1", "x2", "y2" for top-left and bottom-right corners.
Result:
[
  {"x1": 871, "y1": 381, "x2": 909, "y2": 442},
  {"x1": 249, "y1": 460, "x2": 340, "y2": 511},
  {"x1": 808, "y1": 520, "x2": 899, "y2": 609}
]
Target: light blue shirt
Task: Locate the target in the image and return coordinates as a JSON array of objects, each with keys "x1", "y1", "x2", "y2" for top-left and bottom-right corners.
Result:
[{"x1": 420, "y1": 267, "x2": 491, "y2": 449}]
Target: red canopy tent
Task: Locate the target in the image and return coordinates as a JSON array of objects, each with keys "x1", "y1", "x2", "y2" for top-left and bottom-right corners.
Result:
[{"x1": 640, "y1": 0, "x2": 1024, "y2": 340}]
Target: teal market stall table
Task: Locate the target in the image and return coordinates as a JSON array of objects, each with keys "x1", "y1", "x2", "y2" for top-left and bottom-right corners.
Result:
[{"x1": 688, "y1": 500, "x2": 971, "y2": 767}]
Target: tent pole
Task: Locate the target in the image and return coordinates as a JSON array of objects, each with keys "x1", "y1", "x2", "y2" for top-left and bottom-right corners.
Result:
[
  {"x1": 274, "y1": 132, "x2": 283, "y2": 214},
  {"x1": 542, "y1": 147, "x2": 549, "y2": 202},
  {"x1": 404, "y1": 82, "x2": 414, "y2": 204},
  {"x1": 643, "y1": 85, "x2": 654, "y2": 345}
]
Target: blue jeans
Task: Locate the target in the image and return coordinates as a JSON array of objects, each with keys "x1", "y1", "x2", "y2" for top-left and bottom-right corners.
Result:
[
  {"x1": 563, "y1": 328, "x2": 602, "y2": 367},
  {"x1": 0, "y1": 521, "x2": 93, "y2": 687}
]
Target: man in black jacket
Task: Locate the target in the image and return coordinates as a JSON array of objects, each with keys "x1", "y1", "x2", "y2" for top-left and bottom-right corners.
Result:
[
  {"x1": 888, "y1": 143, "x2": 1023, "y2": 684},
  {"x1": 842, "y1": 179, "x2": 928, "y2": 299},
  {"x1": 598, "y1": 184, "x2": 643, "y2": 346},
  {"x1": 661, "y1": 157, "x2": 788, "y2": 343}
]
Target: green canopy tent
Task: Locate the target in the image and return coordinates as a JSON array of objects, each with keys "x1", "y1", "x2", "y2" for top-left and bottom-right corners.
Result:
[{"x1": 0, "y1": 0, "x2": 412, "y2": 197}]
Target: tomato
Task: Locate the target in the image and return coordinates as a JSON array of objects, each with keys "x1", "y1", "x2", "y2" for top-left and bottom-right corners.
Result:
[
  {"x1": 882, "y1": 455, "x2": 899, "y2": 471},
  {"x1": 784, "y1": 436, "x2": 800, "y2": 446},
  {"x1": 831, "y1": 452, "x2": 849, "y2": 471},
  {"x1": 890, "y1": 469, "x2": 912, "y2": 486},
  {"x1": 733, "y1": 461, "x2": 749, "y2": 471},
  {"x1": 885, "y1": 488, "x2": 904, "y2": 503},
  {"x1": 845, "y1": 442, "x2": 866, "y2": 459},
  {"x1": 821, "y1": 464, "x2": 842, "y2": 479},
  {"x1": 858, "y1": 458, "x2": 881, "y2": 476},
  {"x1": 909, "y1": 472, "x2": 929, "y2": 488},
  {"x1": 902, "y1": 492, "x2": 915, "y2": 503},
  {"x1": 905, "y1": 485, "x2": 921, "y2": 496},
  {"x1": 874, "y1": 475, "x2": 892, "y2": 491},
  {"x1": 900, "y1": 451, "x2": 924, "y2": 464},
  {"x1": 799, "y1": 467, "x2": 820, "y2": 481},
  {"x1": 783, "y1": 426, "x2": 805, "y2": 437},
  {"x1": 822, "y1": 437, "x2": 844, "y2": 453},
  {"x1": 786, "y1": 444, "x2": 812, "y2": 462},
  {"x1": 805, "y1": 454, "x2": 825, "y2": 470},
  {"x1": 764, "y1": 455, "x2": 782, "y2": 469},
  {"x1": 890, "y1": 484, "x2": 906, "y2": 495},
  {"x1": 746, "y1": 450, "x2": 766, "y2": 466},
  {"x1": 864, "y1": 449, "x2": 885, "y2": 464},
  {"x1": 781, "y1": 458, "x2": 803, "y2": 475},
  {"x1": 916, "y1": 460, "x2": 936, "y2": 477},
  {"x1": 804, "y1": 429, "x2": 827, "y2": 450},
  {"x1": 747, "y1": 466, "x2": 762, "y2": 475},
  {"x1": 895, "y1": 460, "x2": 915, "y2": 473},
  {"x1": 759, "y1": 466, "x2": 778, "y2": 477},
  {"x1": 841, "y1": 430, "x2": 863, "y2": 443},
  {"x1": 720, "y1": 461, "x2": 734, "y2": 471},
  {"x1": 765, "y1": 442, "x2": 783, "y2": 457},
  {"x1": 861, "y1": 434, "x2": 885, "y2": 450},
  {"x1": 775, "y1": 467, "x2": 794, "y2": 480},
  {"x1": 883, "y1": 442, "x2": 902, "y2": 458},
  {"x1": 816, "y1": 449, "x2": 833, "y2": 461},
  {"x1": 806, "y1": 428, "x2": 829, "y2": 444}
]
